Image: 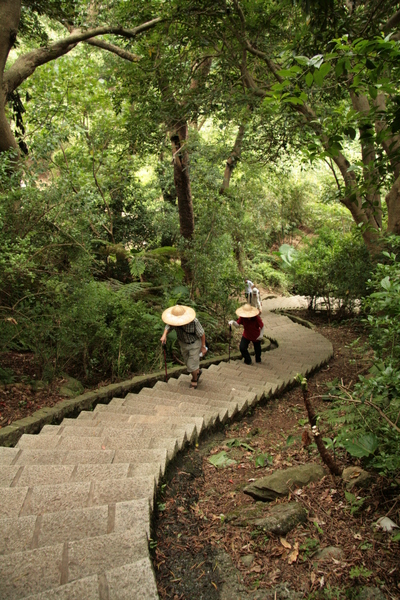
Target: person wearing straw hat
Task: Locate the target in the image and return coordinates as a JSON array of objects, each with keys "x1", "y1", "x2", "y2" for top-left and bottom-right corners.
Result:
[
  {"x1": 160, "y1": 305, "x2": 207, "y2": 388},
  {"x1": 229, "y1": 303, "x2": 264, "y2": 365}
]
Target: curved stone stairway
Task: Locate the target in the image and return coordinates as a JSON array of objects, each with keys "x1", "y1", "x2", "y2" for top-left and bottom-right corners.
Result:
[{"x1": 0, "y1": 303, "x2": 333, "y2": 599}]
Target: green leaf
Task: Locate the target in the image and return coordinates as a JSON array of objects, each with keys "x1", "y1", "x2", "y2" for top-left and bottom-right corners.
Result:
[
  {"x1": 342, "y1": 433, "x2": 378, "y2": 458},
  {"x1": 208, "y1": 451, "x2": 237, "y2": 468},
  {"x1": 381, "y1": 276, "x2": 391, "y2": 290},
  {"x1": 369, "y1": 85, "x2": 378, "y2": 100},
  {"x1": 294, "y1": 55, "x2": 310, "y2": 66},
  {"x1": 319, "y1": 63, "x2": 331, "y2": 78},
  {"x1": 305, "y1": 72, "x2": 313, "y2": 87},
  {"x1": 255, "y1": 453, "x2": 273, "y2": 467}
]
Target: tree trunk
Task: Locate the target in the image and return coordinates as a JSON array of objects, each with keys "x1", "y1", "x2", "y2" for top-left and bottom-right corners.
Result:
[
  {"x1": 0, "y1": 0, "x2": 21, "y2": 153},
  {"x1": 170, "y1": 122, "x2": 194, "y2": 240},
  {"x1": 220, "y1": 123, "x2": 246, "y2": 193}
]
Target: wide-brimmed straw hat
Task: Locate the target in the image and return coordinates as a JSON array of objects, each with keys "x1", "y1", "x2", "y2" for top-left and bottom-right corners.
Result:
[
  {"x1": 235, "y1": 303, "x2": 260, "y2": 318},
  {"x1": 162, "y1": 304, "x2": 196, "y2": 326}
]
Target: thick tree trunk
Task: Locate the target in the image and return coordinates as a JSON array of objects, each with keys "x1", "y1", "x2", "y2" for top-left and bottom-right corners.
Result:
[
  {"x1": 0, "y1": 0, "x2": 21, "y2": 153},
  {"x1": 170, "y1": 122, "x2": 194, "y2": 240}
]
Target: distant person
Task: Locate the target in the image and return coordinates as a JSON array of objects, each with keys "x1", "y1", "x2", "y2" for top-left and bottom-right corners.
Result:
[
  {"x1": 244, "y1": 279, "x2": 254, "y2": 303},
  {"x1": 229, "y1": 304, "x2": 264, "y2": 365},
  {"x1": 251, "y1": 287, "x2": 262, "y2": 311},
  {"x1": 160, "y1": 305, "x2": 207, "y2": 388}
]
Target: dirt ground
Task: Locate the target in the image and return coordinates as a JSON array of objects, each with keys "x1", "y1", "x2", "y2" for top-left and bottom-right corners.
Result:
[{"x1": 152, "y1": 311, "x2": 400, "y2": 600}]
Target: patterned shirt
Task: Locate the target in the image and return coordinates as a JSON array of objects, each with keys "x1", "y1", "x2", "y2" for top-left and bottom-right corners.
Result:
[{"x1": 165, "y1": 318, "x2": 204, "y2": 344}]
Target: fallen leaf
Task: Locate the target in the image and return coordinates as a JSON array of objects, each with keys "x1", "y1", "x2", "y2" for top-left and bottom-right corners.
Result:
[
  {"x1": 280, "y1": 537, "x2": 292, "y2": 549},
  {"x1": 354, "y1": 533, "x2": 362, "y2": 540},
  {"x1": 250, "y1": 565, "x2": 262, "y2": 573},
  {"x1": 375, "y1": 516, "x2": 399, "y2": 532},
  {"x1": 101, "y1": 445, "x2": 106, "y2": 450},
  {"x1": 288, "y1": 542, "x2": 299, "y2": 564},
  {"x1": 310, "y1": 572, "x2": 316, "y2": 585}
]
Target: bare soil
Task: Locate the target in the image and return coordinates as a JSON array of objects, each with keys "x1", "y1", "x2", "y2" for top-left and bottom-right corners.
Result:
[{"x1": 152, "y1": 311, "x2": 400, "y2": 600}]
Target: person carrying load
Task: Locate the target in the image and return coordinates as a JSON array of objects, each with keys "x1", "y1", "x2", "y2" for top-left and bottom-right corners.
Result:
[{"x1": 229, "y1": 304, "x2": 264, "y2": 365}]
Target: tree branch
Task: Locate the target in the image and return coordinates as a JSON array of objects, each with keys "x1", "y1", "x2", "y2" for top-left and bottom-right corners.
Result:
[{"x1": 4, "y1": 17, "x2": 162, "y2": 94}]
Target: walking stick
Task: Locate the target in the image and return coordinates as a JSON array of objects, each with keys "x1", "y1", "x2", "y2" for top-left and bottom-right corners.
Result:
[
  {"x1": 228, "y1": 324, "x2": 232, "y2": 363},
  {"x1": 162, "y1": 343, "x2": 168, "y2": 383}
]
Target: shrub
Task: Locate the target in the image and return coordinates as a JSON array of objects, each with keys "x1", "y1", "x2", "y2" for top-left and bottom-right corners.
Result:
[
  {"x1": 325, "y1": 245, "x2": 400, "y2": 475},
  {"x1": 286, "y1": 228, "x2": 372, "y2": 314}
]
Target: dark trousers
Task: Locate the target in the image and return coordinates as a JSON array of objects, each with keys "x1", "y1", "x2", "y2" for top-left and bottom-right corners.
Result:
[
  {"x1": 240, "y1": 336, "x2": 261, "y2": 364},
  {"x1": 245, "y1": 292, "x2": 252, "y2": 303}
]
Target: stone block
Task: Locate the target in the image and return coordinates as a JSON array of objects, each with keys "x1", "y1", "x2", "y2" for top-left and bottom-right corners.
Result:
[
  {"x1": 22, "y1": 575, "x2": 100, "y2": 599},
  {"x1": 114, "y1": 499, "x2": 151, "y2": 535},
  {"x1": 0, "y1": 514, "x2": 36, "y2": 555},
  {"x1": 16, "y1": 465, "x2": 75, "y2": 487},
  {"x1": 21, "y1": 482, "x2": 90, "y2": 516},
  {"x1": 67, "y1": 530, "x2": 148, "y2": 583},
  {"x1": 105, "y1": 557, "x2": 159, "y2": 600},
  {"x1": 38, "y1": 505, "x2": 109, "y2": 547},
  {"x1": 0, "y1": 487, "x2": 28, "y2": 518},
  {"x1": 73, "y1": 463, "x2": 130, "y2": 482},
  {"x1": 0, "y1": 447, "x2": 20, "y2": 464},
  {"x1": 0, "y1": 465, "x2": 20, "y2": 487},
  {"x1": 0, "y1": 543, "x2": 64, "y2": 599},
  {"x1": 91, "y1": 476, "x2": 156, "y2": 508},
  {"x1": 63, "y1": 450, "x2": 115, "y2": 464}
]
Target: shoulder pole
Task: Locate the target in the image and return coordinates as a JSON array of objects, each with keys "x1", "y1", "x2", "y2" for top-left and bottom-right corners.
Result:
[{"x1": 162, "y1": 343, "x2": 168, "y2": 382}]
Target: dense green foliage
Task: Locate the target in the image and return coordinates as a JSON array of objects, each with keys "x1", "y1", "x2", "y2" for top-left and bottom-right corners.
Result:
[
  {"x1": 1, "y1": 0, "x2": 400, "y2": 449},
  {"x1": 325, "y1": 244, "x2": 400, "y2": 474},
  {"x1": 284, "y1": 228, "x2": 372, "y2": 314}
]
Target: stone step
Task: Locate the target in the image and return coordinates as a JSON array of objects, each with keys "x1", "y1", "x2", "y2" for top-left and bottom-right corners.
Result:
[
  {"x1": 0, "y1": 447, "x2": 20, "y2": 465},
  {"x1": 129, "y1": 388, "x2": 239, "y2": 417},
  {"x1": 22, "y1": 556, "x2": 158, "y2": 600},
  {"x1": 0, "y1": 528, "x2": 151, "y2": 600},
  {"x1": 142, "y1": 383, "x2": 241, "y2": 405},
  {"x1": 91, "y1": 400, "x2": 220, "y2": 428},
  {"x1": 135, "y1": 391, "x2": 240, "y2": 420},
  {"x1": 0, "y1": 475, "x2": 156, "y2": 519},
  {"x1": 60, "y1": 413, "x2": 205, "y2": 437},
  {"x1": 16, "y1": 429, "x2": 186, "y2": 459},
  {"x1": 40, "y1": 416, "x2": 202, "y2": 444},
  {"x1": 9, "y1": 448, "x2": 168, "y2": 474},
  {"x1": 0, "y1": 497, "x2": 150, "y2": 555},
  {"x1": 207, "y1": 363, "x2": 272, "y2": 382},
  {"x1": 169, "y1": 375, "x2": 265, "y2": 397},
  {"x1": 3, "y1": 461, "x2": 162, "y2": 488},
  {"x1": 151, "y1": 381, "x2": 257, "y2": 409}
]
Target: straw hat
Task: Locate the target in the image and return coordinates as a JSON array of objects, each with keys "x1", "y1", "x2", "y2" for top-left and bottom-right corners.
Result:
[
  {"x1": 162, "y1": 304, "x2": 196, "y2": 326},
  {"x1": 235, "y1": 303, "x2": 260, "y2": 318}
]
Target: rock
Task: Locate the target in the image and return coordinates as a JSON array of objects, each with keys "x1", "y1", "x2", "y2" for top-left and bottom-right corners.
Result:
[
  {"x1": 342, "y1": 466, "x2": 373, "y2": 490},
  {"x1": 354, "y1": 587, "x2": 387, "y2": 600},
  {"x1": 240, "y1": 554, "x2": 255, "y2": 567},
  {"x1": 252, "y1": 502, "x2": 307, "y2": 535},
  {"x1": 30, "y1": 380, "x2": 47, "y2": 392},
  {"x1": 243, "y1": 463, "x2": 326, "y2": 501},
  {"x1": 58, "y1": 375, "x2": 84, "y2": 398},
  {"x1": 313, "y1": 546, "x2": 344, "y2": 561}
]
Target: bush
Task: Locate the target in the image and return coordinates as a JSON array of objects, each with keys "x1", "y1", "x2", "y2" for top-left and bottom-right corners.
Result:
[
  {"x1": 325, "y1": 245, "x2": 400, "y2": 475},
  {"x1": 286, "y1": 228, "x2": 372, "y2": 314},
  {"x1": 1, "y1": 280, "x2": 164, "y2": 382},
  {"x1": 246, "y1": 260, "x2": 288, "y2": 291}
]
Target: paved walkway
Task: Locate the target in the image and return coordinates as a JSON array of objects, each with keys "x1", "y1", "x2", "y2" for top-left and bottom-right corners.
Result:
[{"x1": 0, "y1": 301, "x2": 333, "y2": 599}]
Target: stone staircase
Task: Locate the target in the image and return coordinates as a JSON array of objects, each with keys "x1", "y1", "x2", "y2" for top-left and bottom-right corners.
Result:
[{"x1": 0, "y1": 308, "x2": 333, "y2": 599}]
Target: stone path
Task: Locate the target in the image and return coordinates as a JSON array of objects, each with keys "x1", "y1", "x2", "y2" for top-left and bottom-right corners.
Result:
[{"x1": 0, "y1": 301, "x2": 333, "y2": 600}]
